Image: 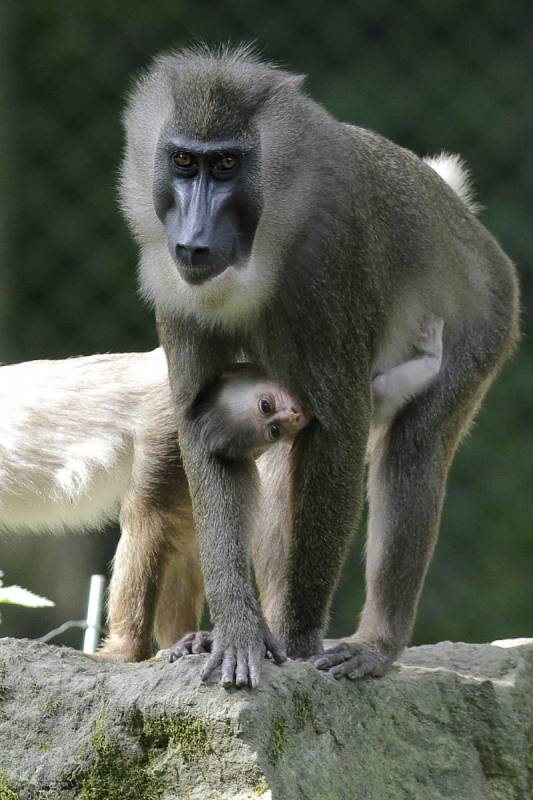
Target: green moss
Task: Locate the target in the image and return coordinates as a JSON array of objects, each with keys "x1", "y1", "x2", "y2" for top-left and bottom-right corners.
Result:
[
  {"x1": 141, "y1": 713, "x2": 208, "y2": 763},
  {"x1": 0, "y1": 685, "x2": 11, "y2": 703},
  {"x1": 41, "y1": 698, "x2": 62, "y2": 717},
  {"x1": 80, "y1": 706, "x2": 208, "y2": 799},
  {"x1": 254, "y1": 781, "x2": 270, "y2": 795},
  {"x1": 0, "y1": 662, "x2": 7, "y2": 680},
  {"x1": 81, "y1": 721, "x2": 163, "y2": 800},
  {"x1": 267, "y1": 716, "x2": 289, "y2": 764},
  {"x1": 0, "y1": 771, "x2": 20, "y2": 800},
  {"x1": 292, "y1": 688, "x2": 314, "y2": 732}
]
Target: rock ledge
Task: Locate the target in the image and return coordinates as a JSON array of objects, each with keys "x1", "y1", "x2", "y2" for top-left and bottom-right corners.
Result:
[{"x1": 0, "y1": 638, "x2": 531, "y2": 799}]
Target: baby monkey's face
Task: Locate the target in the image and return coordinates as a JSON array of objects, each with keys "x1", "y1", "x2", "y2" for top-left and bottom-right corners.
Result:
[
  {"x1": 220, "y1": 375, "x2": 309, "y2": 454},
  {"x1": 253, "y1": 380, "x2": 308, "y2": 444}
]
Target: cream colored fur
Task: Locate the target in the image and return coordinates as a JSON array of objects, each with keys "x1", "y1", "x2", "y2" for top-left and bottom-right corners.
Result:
[{"x1": 0, "y1": 349, "x2": 168, "y2": 533}]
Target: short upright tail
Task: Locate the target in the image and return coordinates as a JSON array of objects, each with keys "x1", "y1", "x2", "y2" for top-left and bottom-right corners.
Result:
[{"x1": 424, "y1": 152, "x2": 481, "y2": 215}]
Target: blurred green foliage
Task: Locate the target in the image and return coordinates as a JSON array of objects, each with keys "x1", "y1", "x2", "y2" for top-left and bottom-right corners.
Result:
[{"x1": 0, "y1": 0, "x2": 531, "y2": 648}]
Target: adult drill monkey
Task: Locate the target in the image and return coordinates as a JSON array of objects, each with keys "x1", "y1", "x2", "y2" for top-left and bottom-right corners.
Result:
[{"x1": 121, "y1": 46, "x2": 519, "y2": 687}]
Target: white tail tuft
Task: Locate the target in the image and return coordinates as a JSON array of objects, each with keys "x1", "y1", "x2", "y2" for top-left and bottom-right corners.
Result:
[{"x1": 424, "y1": 152, "x2": 482, "y2": 215}]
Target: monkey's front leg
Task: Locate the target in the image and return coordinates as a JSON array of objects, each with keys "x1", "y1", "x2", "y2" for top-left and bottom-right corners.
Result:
[
  {"x1": 171, "y1": 443, "x2": 286, "y2": 687},
  {"x1": 159, "y1": 319, "x2": 285, "y2": 687}
]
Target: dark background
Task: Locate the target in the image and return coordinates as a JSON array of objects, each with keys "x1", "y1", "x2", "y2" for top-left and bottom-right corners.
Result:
[{"x1": 1, "y1": 0, "x2": 531, "y2": 650}]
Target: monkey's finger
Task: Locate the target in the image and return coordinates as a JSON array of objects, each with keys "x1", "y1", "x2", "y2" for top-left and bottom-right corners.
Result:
[
  {"x1": 309, "y1": 641, "x2": 350, "y2": 662},
  {"x1": 264, "y1": 634, "x2": 287, "y2": 665},
  {"x1": 200, "y1": 650, "x2": 224, "y2": 683},
  {"x1": 247, "y1": 647, "x2": 263, "y2": 689},
  {"x1": 330, "y1": 653, "x2": 386, "y2": 680},
  {"x1": 169, "y1": 642, "x2": 190, "y2": 661},
  {"x1": 331, "y1": 661, "x2": 361, "y2": 679},
  {"x1": 235, "y1": 648, "x2": 250, "y2": 688},
  {"x1": 169, "y1": 631, "x2": 198, "y2": 661},
  {"x1": 220, "y1": 648, "x2": 238, "y2": 688},
  {"x1": 346, "y1": 668, "x2": 370, "y2": 680},
  {"x1": 192, "y1": 631, "x2": 212, "y2": 654},
  {"x1": 313, "y1": 648, "x2": 352, "y2": 670}
]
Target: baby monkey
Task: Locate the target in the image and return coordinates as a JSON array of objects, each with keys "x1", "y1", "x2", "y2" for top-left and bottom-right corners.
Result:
[{"x1": 195, "y1": 315, "x2": 444, "y2": 458}]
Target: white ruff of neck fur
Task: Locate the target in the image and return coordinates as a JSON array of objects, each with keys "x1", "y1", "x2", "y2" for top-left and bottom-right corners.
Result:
[{"x1": 138, "y1": 241, "x2": 274, "y2": 330}]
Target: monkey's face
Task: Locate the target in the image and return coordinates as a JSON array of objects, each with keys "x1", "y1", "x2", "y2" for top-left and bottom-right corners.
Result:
[
  {"x1": 153, "y1": 134, "x2": 261, "y2": 287},
  {"x1": 224, "y1": 377, "x2": 309, "y2": 454}
]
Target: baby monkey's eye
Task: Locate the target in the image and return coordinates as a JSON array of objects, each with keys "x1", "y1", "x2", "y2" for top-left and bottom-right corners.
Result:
[
  {"x1": 259, "y1": 398, "x2": 272, "y2": 416},
  {"x1": 269, "y1": 424, "x2": 281, "y2": 441}
]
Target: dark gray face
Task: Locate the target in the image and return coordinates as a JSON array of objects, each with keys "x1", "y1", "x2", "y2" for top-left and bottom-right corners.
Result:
[{"x1": 153, "y1": 134, "x2": 261, "y2": 286}]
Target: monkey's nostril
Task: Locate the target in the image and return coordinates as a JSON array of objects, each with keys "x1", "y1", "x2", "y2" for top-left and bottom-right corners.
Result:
[{"x1": 176, "y1": 244, "x2": 210, "y2": 267}]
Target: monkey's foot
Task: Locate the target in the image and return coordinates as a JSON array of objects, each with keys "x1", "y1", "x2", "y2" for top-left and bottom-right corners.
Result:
[
  {"x1": 93, "y1": 636, "x2": 148, "y2": 663},
  {"x1": 169, "y1": 630, "x2": 213, "y2": 660},
  {"x1": 310, "y1": 637, "x2": 398, "y2": 679}
]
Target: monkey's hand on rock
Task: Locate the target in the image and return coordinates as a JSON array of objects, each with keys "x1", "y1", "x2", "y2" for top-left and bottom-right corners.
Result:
[
  {"x1": 181, "y1": 619, "x2": 286, "y2": 689},
  {"x1": 310, "y1": 637, "x2": 398, "y2": 679},
  {"x1": 169, "y1": 630, "x2": 213, "y2": 659}
]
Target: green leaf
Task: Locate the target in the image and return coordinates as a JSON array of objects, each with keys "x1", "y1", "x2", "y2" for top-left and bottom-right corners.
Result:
[{"x1": 0, "y1": 586, "x2": 55, "y2": 608}]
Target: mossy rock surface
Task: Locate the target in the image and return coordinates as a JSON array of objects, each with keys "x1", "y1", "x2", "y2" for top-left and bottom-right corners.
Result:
[{"x1": 0, "y1": 638, "x2": 531, "y2": 799}]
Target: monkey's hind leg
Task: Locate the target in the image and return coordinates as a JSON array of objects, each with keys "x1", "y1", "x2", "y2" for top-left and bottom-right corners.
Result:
[
  {"x1": 314, "y1": 321, "x2": 514, "y2": 679},
  {"x1": 153, "y1": 532, "x2": 205, "y2": 651},
  {"x1": 95, "y1": 496, "x2": 173, "y2": 663}
]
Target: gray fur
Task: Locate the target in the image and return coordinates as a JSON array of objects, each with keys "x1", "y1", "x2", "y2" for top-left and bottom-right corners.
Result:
[
  {"x1": 121, "y1": 46, "x2": 520, "y2": 686},
  {"x1": 194, "y1": 381, "x2": 259, "y2": 459}
]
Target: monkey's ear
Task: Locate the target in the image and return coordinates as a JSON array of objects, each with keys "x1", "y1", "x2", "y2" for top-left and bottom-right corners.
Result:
[
  {"x1": 259, "y1": 71, "x2": 306, "y2": 106},
  {"x1": 277, "y1": 73, "x2": 306, "y2": 92}
]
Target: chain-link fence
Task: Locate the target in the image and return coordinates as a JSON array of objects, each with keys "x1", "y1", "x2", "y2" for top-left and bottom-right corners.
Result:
[{"x1": 1, "y1": 0, "x2": 531, "y2": 648}]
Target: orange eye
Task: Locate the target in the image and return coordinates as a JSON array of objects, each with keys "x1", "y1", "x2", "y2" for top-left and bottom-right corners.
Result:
[
  {"x1": 217, "y1": 155, "x2": 237, "y2": 171},
  {"x1": 173, "y1": 151, "x2": 194, "y2": 168}
]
